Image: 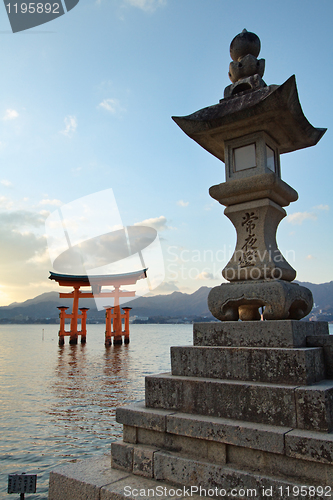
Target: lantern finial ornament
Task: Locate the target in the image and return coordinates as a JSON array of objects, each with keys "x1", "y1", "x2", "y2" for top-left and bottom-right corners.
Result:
[{"x1": 225, "y1": 29, "x2": 266, "y2": 97}]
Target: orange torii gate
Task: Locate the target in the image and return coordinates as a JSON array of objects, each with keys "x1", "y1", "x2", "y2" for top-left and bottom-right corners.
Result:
[{"x1": 49, "y1": 269, "x2": 147, "y2": 346}]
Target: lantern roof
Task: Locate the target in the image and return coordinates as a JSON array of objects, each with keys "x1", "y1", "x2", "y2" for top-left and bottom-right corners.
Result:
[{"x1": 172, "y1": 75, "x2": 326, "y2": 163}]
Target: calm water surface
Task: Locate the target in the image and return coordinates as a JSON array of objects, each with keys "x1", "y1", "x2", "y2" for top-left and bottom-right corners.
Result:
[
  {"x1": 1, "y1": 323, "x2": 332, "y2": 499},
  {"x1": 0, "y1": 324, "x2": 193, "y2": 500}
]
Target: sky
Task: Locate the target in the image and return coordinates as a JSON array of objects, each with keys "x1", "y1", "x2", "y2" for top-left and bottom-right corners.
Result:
[{"x1": 0, "y1": 0, "x2": 332, "y2": 306}]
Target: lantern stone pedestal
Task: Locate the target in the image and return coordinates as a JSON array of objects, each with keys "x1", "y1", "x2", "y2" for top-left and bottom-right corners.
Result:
[
  {"x1": 49, "y1": 319, "x2": 333, "y2": 499},
  {"x1": 109, "y1": 320, "x2": 333, "y2": 496}
]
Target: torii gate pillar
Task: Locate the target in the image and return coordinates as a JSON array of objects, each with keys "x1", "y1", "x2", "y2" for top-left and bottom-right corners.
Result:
[{"x1": 104, "y1": 306, "x2": 132, "y2": 346}]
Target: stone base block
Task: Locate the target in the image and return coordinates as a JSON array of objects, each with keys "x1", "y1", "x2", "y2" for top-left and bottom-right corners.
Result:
[
  {"x1": 193, "y1": 320, "x2": 329, "y2": 348},
  {"x1": 145, "y1": 374, "x2": 333, "y2": 431},
  {"x1": 154, "y1": 451, "x2": 333, "y2": 493},
  {"x1": 307, "y1": 335, "x2": 333, "y2": 379},
  {"x1": 285, "y1": 429, "x2": 333, "y2": 465},
  {"x1": 171, "y1": 345, "x2": 325, "y2": 385},
  {"x1": 113, "y1": 402, "x2": 333, "y2": 490},
  {"x1": 117, "y1": 402, "x2": 290, "y2": 455},
  {"x1": 48, "y1": 455, "x2": 202, "y2": 500},
  {"x1": 110, "y1": 444, "x2": 333, "y2": 494}
]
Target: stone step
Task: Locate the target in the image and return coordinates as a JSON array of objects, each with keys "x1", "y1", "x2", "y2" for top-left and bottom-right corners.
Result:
[
  {"x1": 48, "y1": 455, "x2": 202, "y2": 500},
  {"x1": 117, "y1": 402, "x2": 333, "y2": 464},
  {"x1": 111, "y1": 441, "x2": 333, "y2": 495},
  {"x1": 145, "y1": 373, "x2": 333, "y2": 431},
  {"x1": 307, "y1": 335, "x2": 333, "y2": 378},
  {"x1": 154, "y1": 450, "x2": 333, "y2": 492},
  {"x1": 171, "y1": 345, "x2": 325, "y2": 385},
  {"x1": 193, "y1": 320, "x2": 329, "y2": 348},
  {"x1": 116, "y1": 402, "x2": 291, "y2": 455}
]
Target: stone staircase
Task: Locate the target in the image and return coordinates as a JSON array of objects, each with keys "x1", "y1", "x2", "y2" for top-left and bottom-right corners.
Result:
[{"x1": 111, "y1": 321, "x2": 333, "y2": 498}]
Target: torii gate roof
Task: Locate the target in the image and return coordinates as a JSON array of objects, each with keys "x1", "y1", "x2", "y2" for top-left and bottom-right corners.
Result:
[{"x1": 49, "y1": 269, "x2": 148, "y2": 287}]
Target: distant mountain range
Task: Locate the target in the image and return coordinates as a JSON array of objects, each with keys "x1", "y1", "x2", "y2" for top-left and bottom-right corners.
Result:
[{"x1": 0, "y1": 281, "x2": 332, "y2": 323}]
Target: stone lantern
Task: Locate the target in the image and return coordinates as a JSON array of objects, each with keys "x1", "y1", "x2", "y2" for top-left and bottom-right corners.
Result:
[{"x1": 173, "y1": 29, "x2": 326, "y2": 322}]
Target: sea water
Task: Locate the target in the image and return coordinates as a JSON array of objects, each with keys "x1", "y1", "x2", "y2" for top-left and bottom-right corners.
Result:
[
  {"x1": 0, "y1": 323, "x2": 332, "y2": 499},
  {"x1": 0, "y1": 324, "x2": 192, "y2": 499}
]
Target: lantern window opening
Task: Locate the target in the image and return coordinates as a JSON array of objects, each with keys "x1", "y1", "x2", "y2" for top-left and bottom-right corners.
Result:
[
  {"x1": 233, "y1": 143, "x2": 257, "y2": 172},
  {"x1": 266, "y1": 144, "x2": 276, "y2": 172}
]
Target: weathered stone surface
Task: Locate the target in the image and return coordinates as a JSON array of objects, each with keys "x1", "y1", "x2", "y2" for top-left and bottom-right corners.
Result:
[
  {"x1": 48, "y1": 456, "x2": 129, "y2": 500},
  {"x1": 172, "y1": 76, "x2": 326, "y2": 163},
  {"x1": 208, "y1": 279, "x2": 313, "y2": 321},
  {"x1": 163, "y1": 433, "x2": 216, "y2": 461},
  {"x1": 171, "y1": 345, "x2": 324, "y2": 385},
  {"x1": 221, "y1": 199, "x2": 296, "y2": 284},
  {"x1": 116, "y1": 402, "x2": 289, "y2": 455},
  {"x1": 137, "y1": 428, "x2": 165, "y2": 449},
  {"x1": 228, "y1": 28, "x2": 265, "y2": 86},
  {"x1": 230, "y1": 30, "x2": 261, "y2": 63},
  {"x1": 227, "y1": 444, "x2": 333, "y2": 486},
  {"x1": 123, "y1": 425, "x2": 137, "y2": 444},
  {"x1": 295, "y1": 381, "x2": 333, "y2": 432},
  {"x1": 166, "y1": 412, "x2": 289, "y2": 454},
  {"x1": 136, "y1": 427, "x2": 226, "y2": 463},
  {"x1": 145, "y1": 373, "x2": 297, "y2": 427},
  {"x1": 209, "y1": 171, "x2": 298, "y2": 207},
  {"x1": 49, "y1": 456, "x2": 202, "y2": 500},
  {"x1": 224, "y1": 74, "x2": 266, "y2": 99},
  {"x1": 153, "y1": 451, "x2": 321, "y2": 495},
  {"x1": 116, "y1": 403, "x2": 174, "y2": 432},
  {"x1": 133, "y1": 445, "x2": 156, "y2": 478},
  {"x1": 111, "y1": 442, "x2": 133, "y2": 472},
  {"x1": 307, "y1": 335, "x2": 333, "y2": 379},
  {"x1": 193, "y1": 320, "x2": 328, "y2": 348},
  {"x1": 229, "y1": 55, "x2": 265, "y2": 84},
  {"x1": 101, "y1": 472, "x2": 202, "y2": 500},
  {"x1": 285, "y1": 429, "x2": 333, "y2": 464}
]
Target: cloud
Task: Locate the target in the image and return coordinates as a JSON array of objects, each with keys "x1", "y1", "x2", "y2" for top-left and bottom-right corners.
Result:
[
  {"x1": 0, "y1": 196, "x2": 13, "y2": 210},
  {"x1": 177, "y1": 200, "x2": 189, "y2": 207},
  {"x1": 0, "y1": 212, "x2": 47, "y2": 275},
  {"x1": 147, "y1": 281, "x2": 179, "y2": 295},
  {"x1": 123, "y1": 0, "x2": 166, "y2": 12},
  {"x1": 287, "y1": 204, "x2": 329, "y2": 225},
  {"x1": 1, "y1": 180, "x2": 12, "y2": 187},
  {"x1": 3, "y1": 109, "x2": 19, "y2": 120},
  {"x1": 287, "y1": 212, "x2": 317, "y2": 225},
  {"x1": 134, "y1": 215, "x2": 169, "y2": 232},
  {"x1": 313, "y1": 204, "x2": 329, "y2": 211},
  {"x1": 39, "y1": 198, "x2": 62, "y2": 207},
  {"x1": 0, "y1": 208, "x2": 53, "y2": 303},
  {"x1": 0, "y1": 210, "x2": 46, "y2": 229},
  {"x1": 204, "y1": 203, "x2": 214, "y2": 211},
  {"x1": 98, "y1": 98, "x2": 125, "y2": 115},
  {"x1": 195, "y1": 271, "x2": 215, "y2": 280},
  {"x1": 61, "y1": 115, "x2": 77, "y2": 137}
]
